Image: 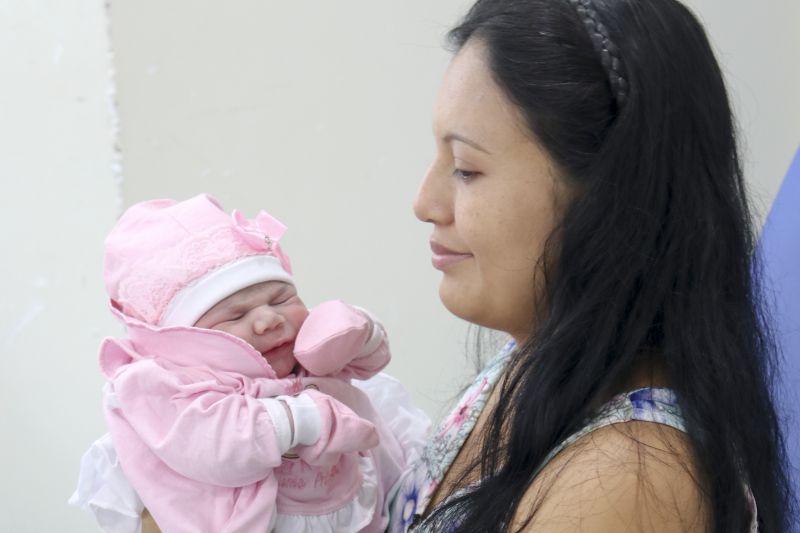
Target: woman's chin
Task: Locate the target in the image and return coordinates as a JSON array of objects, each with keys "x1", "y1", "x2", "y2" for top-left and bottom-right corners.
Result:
[
  {"x1": 439, "y1": 280, "x2": 521, "y2": 336},
  {"x1": 439, "y1": 281, "x2": 480, "y2": 324}
]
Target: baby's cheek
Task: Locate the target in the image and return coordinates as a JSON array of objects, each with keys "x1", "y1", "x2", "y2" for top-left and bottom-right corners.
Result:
[
  {"x1": 290, "y1": 305, "x2": 310, "y2": 330},
  {"x1": 268, "y1": 351, "x2": 299, "y2": 378}
]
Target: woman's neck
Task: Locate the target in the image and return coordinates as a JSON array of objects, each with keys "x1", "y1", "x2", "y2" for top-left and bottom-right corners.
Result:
[{"x1": 615, "y1": 351, "x2": 672, "y2": 393}]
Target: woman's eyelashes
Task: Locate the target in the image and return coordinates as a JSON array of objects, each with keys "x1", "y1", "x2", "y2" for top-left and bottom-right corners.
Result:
[{"x1": 453, "y1": 168, "x2": 480, "y2": 182}]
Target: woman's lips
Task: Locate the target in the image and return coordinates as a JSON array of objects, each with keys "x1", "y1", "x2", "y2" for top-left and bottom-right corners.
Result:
[{"x1": 430, "y1": 240, "x2": 473, "y2": 270}]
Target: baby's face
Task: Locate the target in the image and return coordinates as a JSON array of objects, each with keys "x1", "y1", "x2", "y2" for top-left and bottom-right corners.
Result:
[{"x1": 194, "y1": 281, "x2": 309, "y2": 377}]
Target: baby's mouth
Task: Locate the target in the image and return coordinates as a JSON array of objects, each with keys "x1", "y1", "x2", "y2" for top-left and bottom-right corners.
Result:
[{"x1": 260, "y1": 339, "x2": 293, "y2": 358}]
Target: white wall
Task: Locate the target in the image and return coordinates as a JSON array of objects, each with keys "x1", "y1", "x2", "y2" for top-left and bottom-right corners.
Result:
[
  {"x1": 682, "y1": 0, "x2": 800, "y2": 222},
  {"x1": 108, "y1": 0, "x2": 800, "y2": 415},
  {"x1": 1, "y1": 1, "x2": 798, "y2": 531},
  {"x1": 108, "y1": 0, "x2": 481, "y2": 420},
  {"x1": 0, "y1": 1, "x2": 119, "y2": 531}
]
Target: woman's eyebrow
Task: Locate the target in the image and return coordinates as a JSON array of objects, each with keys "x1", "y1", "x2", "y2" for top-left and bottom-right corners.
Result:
[{"x1": 443, "y1": 132, "x2": 492, "y2": 154}]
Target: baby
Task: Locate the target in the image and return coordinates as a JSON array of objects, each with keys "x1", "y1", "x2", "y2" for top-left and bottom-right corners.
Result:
[{"x1": 71, "y1": 194, "x2": 428, "y2": 533}]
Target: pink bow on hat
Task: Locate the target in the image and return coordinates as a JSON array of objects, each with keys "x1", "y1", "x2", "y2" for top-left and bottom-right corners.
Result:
[{"x1": 231, "y1": 209, "x2": 287, "y2": 252}]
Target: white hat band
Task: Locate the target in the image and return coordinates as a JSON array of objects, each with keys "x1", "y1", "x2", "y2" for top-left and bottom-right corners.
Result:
[{"x1": 160, "y1": 254, "x2": 294, "y2": 327}]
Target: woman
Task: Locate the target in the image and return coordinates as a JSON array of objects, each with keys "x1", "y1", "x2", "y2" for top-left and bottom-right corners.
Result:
[
  {"x1": 139, "y1": 0, "x2": 793, "y2": 531},
  {"x1": 385, "y1": 0, "x2": 794, "y2": 532}
]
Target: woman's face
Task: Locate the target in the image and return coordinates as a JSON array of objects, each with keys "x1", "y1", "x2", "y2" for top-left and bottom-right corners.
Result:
[{"x1": 414, "y1": 39, "x2": 566, "y2": 343}]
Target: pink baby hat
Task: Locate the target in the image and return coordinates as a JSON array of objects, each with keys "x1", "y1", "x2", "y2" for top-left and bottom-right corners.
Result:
[{"x1": 104, "y1": 193, "x2": 294, "y2": 327}]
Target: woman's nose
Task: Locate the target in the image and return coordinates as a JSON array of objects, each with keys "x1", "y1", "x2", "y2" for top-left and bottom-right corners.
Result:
[
  {"x1": 250, "y1": 306, "x2": 285, "y2": 335},
  {"x1": 413, "y1": 158, "x2": 453, "y2": 225}
]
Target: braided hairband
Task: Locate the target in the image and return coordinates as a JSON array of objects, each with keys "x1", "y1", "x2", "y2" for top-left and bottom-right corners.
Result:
[{"x1": 568, "y1": 0, "x2": 628, "y2": 109}]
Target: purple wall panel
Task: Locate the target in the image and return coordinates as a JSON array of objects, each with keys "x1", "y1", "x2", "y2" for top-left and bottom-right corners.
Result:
[{"x1": 758, "y1": 145, "x2": 800, "y2": 521}]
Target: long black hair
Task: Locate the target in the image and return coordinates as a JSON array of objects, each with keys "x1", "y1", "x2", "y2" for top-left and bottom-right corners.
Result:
[{"x1": 422, "y1": 0, "x2": 794, "y2": 531}]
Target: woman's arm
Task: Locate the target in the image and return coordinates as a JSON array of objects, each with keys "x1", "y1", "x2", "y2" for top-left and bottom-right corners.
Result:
[
  {"x1": 513, "y1": 421, "x2": 710, "y2": 532},
  {"x1": 141, "y1": 509, "x2": 161, "y2": 533}
]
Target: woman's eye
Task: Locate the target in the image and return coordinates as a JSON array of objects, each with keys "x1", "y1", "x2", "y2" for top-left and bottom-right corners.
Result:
[{"x1": 453, "y1": 168, "x2": 480, "y2": 182}]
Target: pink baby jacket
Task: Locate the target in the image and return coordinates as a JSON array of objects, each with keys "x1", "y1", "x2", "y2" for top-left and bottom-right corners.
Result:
[{"x1": 100, "y1": 302, "x2": 406, "y2": 533}]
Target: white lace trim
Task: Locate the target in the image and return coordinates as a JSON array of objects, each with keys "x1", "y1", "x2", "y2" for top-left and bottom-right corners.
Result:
[
  {"x1": 352, "y1": 372, "x2": 431, "y2": 466},
  {"x1": 272, "y1": 454, "x2": 378, "y2": 532},
  {"x1": 68, "y1": 433, "x2": 144, "y2": 533}
]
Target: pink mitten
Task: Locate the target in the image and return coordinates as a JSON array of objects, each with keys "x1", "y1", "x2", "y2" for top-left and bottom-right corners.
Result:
[
  {"x1": 296, "y1": 389, "x2": 379, "y2": 467},
  {"x1": 293, "y1": 300, "x2": 372, "y2": 376}
]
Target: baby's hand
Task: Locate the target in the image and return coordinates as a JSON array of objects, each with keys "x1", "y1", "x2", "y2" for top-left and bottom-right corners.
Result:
[
  {"x1": 293, "y1": 300, "x2": 373, "y2": 376},
  {"x1": 295, "y1": 388, "x2": 379, "y2": 467}
]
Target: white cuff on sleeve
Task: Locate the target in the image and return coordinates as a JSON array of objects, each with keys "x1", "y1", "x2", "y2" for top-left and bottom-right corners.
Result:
[
  {"x1": 258, "y1": 398, "x2": 293, "y2": 454},
  {"x1": 278, "y1": 393, "x2": 322, "y2": 447},
  {"x1": 352, "y1": 305, "x2": 385, "y2": 356}
]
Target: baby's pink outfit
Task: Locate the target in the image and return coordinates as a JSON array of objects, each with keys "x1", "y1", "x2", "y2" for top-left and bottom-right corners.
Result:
[
  {"x1": 101, "y1": 301, "x2": 406, "y2": 533},
  {"x1": 71, "y1": 195, "x2": 428, "y2": 533}
]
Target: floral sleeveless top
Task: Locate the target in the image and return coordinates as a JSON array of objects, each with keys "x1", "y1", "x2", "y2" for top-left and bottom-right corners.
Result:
[
  {"x1": 385, "y1": 340, "x2": 759, "y2": 532},
  {"x1": 385, "y1": 340, "x2": 515, "y2": 532}
]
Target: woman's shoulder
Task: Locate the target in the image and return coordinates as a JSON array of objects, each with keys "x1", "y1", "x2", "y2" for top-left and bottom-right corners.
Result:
[{"x1": 514, "y1": 408, "x2": 710, "y2": 532}]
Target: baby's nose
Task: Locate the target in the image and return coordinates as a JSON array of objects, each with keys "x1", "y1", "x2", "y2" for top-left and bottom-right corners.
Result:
[{"x1": 251, "y1": 306, "x2": 285, "y2": 334}]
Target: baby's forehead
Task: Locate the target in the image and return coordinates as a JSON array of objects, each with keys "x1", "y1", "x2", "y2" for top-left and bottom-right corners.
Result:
[
  {"x1": 218, "y1": 281, "x2": 296, "y2": 306},
  {"x1": 241, "y1": 280, "x2": 295, "y2": 296}
]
